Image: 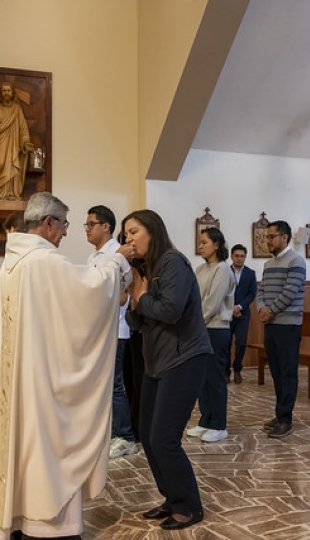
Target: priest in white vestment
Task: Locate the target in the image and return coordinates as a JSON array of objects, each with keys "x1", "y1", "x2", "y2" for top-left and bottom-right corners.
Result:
[{"x1": 0, "y1": 192, "x2": 133, "y2": 540}]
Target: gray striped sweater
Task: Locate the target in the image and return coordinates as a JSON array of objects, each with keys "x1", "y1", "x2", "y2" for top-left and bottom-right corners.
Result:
[{"x1": 256, "y1": 248, "x2": 306, "y2": 325}]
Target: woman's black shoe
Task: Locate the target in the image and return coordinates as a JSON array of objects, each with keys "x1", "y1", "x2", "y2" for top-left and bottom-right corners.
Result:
[
  {"x1": 143, "y1": 506, "x2": 172, "y2": 519},
  {"x1": 160, "y1": 511, "x2": 203, "y2": 530}
]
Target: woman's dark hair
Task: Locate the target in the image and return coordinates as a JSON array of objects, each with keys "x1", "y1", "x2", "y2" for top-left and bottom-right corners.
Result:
[
  {"x1": 121, "y1": 209, "x2": 174, "y2": 279},
  {"x1": 201, "y1": 227, "x2": 228, "y2": 262},
  {"x1": 3, "y1": 211, "x2": 26, "y2": 233}
]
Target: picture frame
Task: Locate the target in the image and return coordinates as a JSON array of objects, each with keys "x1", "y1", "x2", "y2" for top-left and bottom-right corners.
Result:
[
  {"x1": 305, "y1": 224, "x2": 310, "y2": 258},
  {"x1": 0, "y1": 67, "x2": 52, "y2": 255},
  {"x1": 252, "y1": 212, "x2": 272, "y2": 258},
  {"x1": 195, "y1": 207, "x2": 220, "y2": 255}
]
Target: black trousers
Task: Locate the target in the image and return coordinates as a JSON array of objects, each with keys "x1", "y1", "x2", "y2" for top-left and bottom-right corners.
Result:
[
  {"x1": 139, "y1": 354, "x2": 206, "y2": 516},
  {"x1": 122, "y1": 331, "x2": 144, "y2": 442},
  {"x1": 228, "y1": 315, "x2": 250, "y2": 374},
  {"x1": 264, "y1": 324, "x2": 301, "y2": 424}
]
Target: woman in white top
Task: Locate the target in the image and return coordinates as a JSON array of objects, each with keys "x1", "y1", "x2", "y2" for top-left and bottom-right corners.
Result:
[{"x1": 187, "y1": 227, "x2": 235, "y2": 443}]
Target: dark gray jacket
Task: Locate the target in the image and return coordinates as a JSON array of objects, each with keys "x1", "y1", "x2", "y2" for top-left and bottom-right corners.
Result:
[{"x1": 126, "y1": 249, "x2": 213, "y2": 377}]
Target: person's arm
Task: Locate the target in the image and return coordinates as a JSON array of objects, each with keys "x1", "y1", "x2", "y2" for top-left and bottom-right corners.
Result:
[
  {"x1": 256, "y1": 274, "x2": 265, "y2": 311},
  {"x1": 91, "y1": 244, "x2": 134, "y2": 292},
  {"x1": 134, "y1": 253, "x2": 192, "y2": 325},
  {"x1": 199, "y1": 264, "x2": 232, "y2": 325},
  {"x1": 240, "y1": 270, "x2": 257, "y2": 311},
  {"x1": 96, "y1": 252, "x2": 133, "y2": 291},
  {"x1": 268, "y1": 259, "x2": 306, "y2": 315},
  {"x1": 256, "y1": 272, "x2": 272, "y2": 322}
]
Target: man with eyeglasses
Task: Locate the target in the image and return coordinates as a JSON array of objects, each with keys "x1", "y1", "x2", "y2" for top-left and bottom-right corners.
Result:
[
  {"x1": 0, "y1": 192, "x2": 133, "y2": 540},
  {"x1": 257, "y1": 220, "x2": 306, "y2": 439},
  {"x1": 227, "y1": 244, "x2": 256, "y2": 384},
  {"x1": 85, "y1": 205, "x2": 138, "y2": 460}
]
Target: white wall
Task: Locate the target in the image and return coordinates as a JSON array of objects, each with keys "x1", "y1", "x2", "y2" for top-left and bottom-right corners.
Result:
[{"x1": 147, "y1": 149, "x2": 310, "y2": 280}]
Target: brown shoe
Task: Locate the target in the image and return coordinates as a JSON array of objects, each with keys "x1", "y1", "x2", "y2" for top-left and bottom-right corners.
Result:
[
  {"x1": 268, "y1": 422, "x2": 293, "y2": 439},
  {"x1": 234, "y1": 372, "x2": 243, "y2": 384},
  {"x1": 263, "y1": 417, "x2": 278, "y2": 431}
]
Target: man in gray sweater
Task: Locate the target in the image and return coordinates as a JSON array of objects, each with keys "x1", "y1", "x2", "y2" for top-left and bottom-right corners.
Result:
[{"x1": 257, "y1": 220, "x2": 306, "y2": 439}]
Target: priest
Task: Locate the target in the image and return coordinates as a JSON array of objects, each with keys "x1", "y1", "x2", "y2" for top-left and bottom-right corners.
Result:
[{"x1": 0, "y1": 192, "x2": 133, "y2": 540}]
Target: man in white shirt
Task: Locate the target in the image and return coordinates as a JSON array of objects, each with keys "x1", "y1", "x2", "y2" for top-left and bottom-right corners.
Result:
[{"x1": 85, "y1": 205, "x2": 138, "y2": 459}]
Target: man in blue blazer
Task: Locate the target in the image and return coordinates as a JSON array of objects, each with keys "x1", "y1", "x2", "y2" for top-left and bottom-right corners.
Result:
[{"x1": 227, "y1": 244, "x2": 257, "y2": 383}]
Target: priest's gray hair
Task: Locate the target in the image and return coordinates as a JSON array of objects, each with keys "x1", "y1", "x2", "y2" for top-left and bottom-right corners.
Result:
[{"x1": 24, "y1": 192, "x2": 69, "y2": 226}]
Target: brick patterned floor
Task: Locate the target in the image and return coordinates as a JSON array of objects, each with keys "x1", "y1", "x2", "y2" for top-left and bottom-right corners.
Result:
[{"x1": 82, "y1": 367, "x2": 310, "y2": 540}]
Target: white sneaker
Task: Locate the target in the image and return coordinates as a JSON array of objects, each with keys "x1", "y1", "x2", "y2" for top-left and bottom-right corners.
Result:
[
  {"x1": 187, "y1": 425, "x2": 208, "y2": 438},
  {"x1": 201, "y1": 429, "x2": 228, "y2": 442},
  {"x1": 109, "y1": 437, "x2": 138, "y2": 459}
]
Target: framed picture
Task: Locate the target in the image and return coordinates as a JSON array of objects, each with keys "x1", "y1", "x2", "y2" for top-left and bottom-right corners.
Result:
[
  {"x1": 0, "y1": 67, "x2": 52, "y2": 255},
  {"x1": 252, "y1": 212, "x2": 272, "y2": 258},
  {"x1": 195, "y1": 207, "x2": 220, "y2": 255},
  {"x1": 305, "y1": 224, "x2": 310, "y2": 258}
]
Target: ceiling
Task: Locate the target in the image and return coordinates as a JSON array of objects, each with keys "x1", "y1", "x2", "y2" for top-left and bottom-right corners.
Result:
[{"x1": 192, "y1": 0, "x2": 310, "y2": 160}]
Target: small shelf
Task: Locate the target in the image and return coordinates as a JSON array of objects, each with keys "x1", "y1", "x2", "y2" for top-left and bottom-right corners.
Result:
[{"x1": 27, "y1": 168, "x2": 45, "y2": 174}]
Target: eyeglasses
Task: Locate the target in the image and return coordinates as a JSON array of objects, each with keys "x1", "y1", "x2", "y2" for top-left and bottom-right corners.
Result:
[
  {"x1": 266, "y1": 234, "x2": 281, "y2": 240},
  {"x1": 41, "y1": 215, "x2": 70, "y2": 230},
  {"x1": 83, "y1": 221, "x2": 104, "y2": 230},
  {"x1": 51, "y1": 216, "x2": 70, "y2": 229}
]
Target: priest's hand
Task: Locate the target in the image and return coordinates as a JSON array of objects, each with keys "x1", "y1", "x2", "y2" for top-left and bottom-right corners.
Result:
[{"x1": 117, "y1": 244, "x2": 135, "y2": 261}]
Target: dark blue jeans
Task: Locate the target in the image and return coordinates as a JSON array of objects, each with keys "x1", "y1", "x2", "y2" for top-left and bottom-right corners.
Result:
[
  {"x1": 228, "y1": 316, "x2": 250, "y2": 374},
  {"x1": 139, "y1": 354, "x2": 206, "y2": 516},
  {"x1": 112, "y1": 339, "x2": 135, "y2": 442},
  {"x1": 264, "y1": 324, "x2": 301, "y2": 424},
  {"x1": 198, "y1": 328, "x2": 229, "y2": 430}
]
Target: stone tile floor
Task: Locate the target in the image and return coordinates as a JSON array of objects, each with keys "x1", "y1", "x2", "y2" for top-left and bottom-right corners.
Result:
[{"x1": 82, "y1": 367, "x2": 310, "y2": 539}]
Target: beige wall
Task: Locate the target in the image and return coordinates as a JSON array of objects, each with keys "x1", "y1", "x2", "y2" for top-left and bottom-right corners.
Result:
[
  {"x1": 0, "y1": 0, "x2": 139, "y2": 262},
  {"x1": 0, "y1": 0, "x2": 210, "y2": 261},
  {"x1": 138, "y1": 0, "x2": 208, "y2": 191}
]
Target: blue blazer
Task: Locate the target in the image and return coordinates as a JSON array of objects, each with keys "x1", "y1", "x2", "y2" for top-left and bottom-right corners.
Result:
[{"x1": 231, "y1": 265, "x2": 257, "y2": 318}]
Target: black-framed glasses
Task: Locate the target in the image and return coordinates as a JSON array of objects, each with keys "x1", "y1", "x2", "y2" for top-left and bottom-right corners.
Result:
[
  {"x1": 266, "y1": 234, "x2": 281, "y2": 240},
  {"x1": 41, "y1": 215, "x2": 70, "y2": 230},
  {"x1": 83, "y1": 221, "x2": 104, "y2": 230}
]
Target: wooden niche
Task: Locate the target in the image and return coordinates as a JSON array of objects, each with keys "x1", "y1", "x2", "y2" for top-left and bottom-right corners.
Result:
[{"x1": 0, "y1": 67, "x2": 52, "y2": 254}]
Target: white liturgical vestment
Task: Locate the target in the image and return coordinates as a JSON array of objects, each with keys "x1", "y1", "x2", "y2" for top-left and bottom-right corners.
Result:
[{"x1": 0, "y1": 232, "x2": 132, "y2": 539}]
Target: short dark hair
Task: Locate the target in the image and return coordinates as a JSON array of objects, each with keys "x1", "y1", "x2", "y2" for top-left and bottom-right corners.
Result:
[
  {"x1": 231, "y1": 244, "x2": 247, "y2": 255},
  {"x1": 201, "y1": 227, "x2": 228, "y2": 262},
  {"x1": 88, "y1": 205, "x2": 116, "y2": 234},
  {"x1": 268, "y1": 220, "x2": 292, "y2": 243}
]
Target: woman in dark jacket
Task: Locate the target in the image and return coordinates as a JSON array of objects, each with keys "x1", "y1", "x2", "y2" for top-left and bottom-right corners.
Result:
[{"x1": 121, "y1": 209, "x2": 213, "y2": 531}]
